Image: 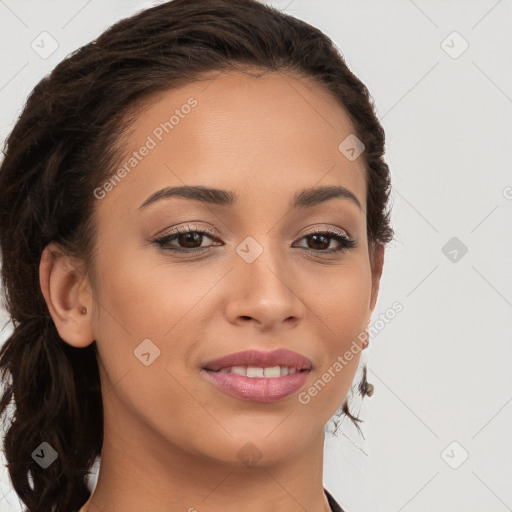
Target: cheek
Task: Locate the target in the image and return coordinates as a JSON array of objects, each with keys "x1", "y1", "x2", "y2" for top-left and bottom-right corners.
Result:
[
  {"x1": 90, "y1": 243, "x2": 217, "y2": 380},
  {"x1": 310, "y1": 259, "x2": 372, "y2": 336},
  {"x1": 90, "y1": 247, "x2": 212, "y2": 435},
  {"x1": 92, "y1": 236, "x2": 200, "y2": 334},
  {"x1": 307, "y1": 259, "x2": 371, "y2": 392}
]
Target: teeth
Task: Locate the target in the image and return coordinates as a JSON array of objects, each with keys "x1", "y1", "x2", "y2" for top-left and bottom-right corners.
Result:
[
  {"x1": 248, "y1": 367, "x2": 265, "y2": 377},
  {"x1": 217, "y1": 365, "x2": 301, "y2": 377}
]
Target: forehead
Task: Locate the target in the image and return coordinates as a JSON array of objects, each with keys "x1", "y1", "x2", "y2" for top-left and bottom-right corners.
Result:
[{"x1": 98, "y1": 69, "x2": 366, "y2": 215}]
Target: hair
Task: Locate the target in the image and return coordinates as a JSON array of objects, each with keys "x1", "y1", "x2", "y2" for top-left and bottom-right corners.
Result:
[{"x1": 0, "y1": 0, "x2": 394, "y2": 510}]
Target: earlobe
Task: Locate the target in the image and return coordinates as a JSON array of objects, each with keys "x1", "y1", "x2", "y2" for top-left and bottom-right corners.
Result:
[
  {"x1": 39, "y1": 242, "x2": 95, "y2": 348},
  {"x1": 369, "y1": 241, "x2": 385, "y2": 313}
]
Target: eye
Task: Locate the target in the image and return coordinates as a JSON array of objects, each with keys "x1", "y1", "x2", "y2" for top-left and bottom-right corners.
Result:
[
  {"x1": 293, "y1": 227, "x2": 356, "y2": 254},
  {"x1": 152, "y1": 225, "x2": 220, "y2": 253},
  {"x1": 151, "y1": 225, "x2": 356, "y2": 255}
]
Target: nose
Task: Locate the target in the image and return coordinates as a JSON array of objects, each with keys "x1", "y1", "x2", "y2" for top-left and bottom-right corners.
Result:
[{"x1": 224, "y1": 245, "x2": 306, "y2": 331}]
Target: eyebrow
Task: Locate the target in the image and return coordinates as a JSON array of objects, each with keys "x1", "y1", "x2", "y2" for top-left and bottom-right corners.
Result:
[{"x1": 137, "y1": 184, "x2": 362, "y2": 211}]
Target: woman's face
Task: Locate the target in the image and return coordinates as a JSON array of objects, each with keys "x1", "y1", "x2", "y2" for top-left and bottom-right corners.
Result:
[{"x1": 85, "y1": 70, "x2": 383, "y2": 465}]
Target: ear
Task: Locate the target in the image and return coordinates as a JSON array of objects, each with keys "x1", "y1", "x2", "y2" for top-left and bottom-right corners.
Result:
[
  {"x1": 39, "y1": 242, "x2": 95, "y2": 348},
  {"x1": 369, "y1": 241, "x2": 385, "y2": 313}
]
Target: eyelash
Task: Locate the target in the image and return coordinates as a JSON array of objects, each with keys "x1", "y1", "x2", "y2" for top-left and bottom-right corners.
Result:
[{"x1": 152, "y1": 224, "x2": 356, "y2": 255}]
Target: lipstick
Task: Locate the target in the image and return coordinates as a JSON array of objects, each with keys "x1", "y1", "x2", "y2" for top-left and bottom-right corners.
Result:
[{"x1": 201, "y1": 348, "x2": 312, "y2": 402}]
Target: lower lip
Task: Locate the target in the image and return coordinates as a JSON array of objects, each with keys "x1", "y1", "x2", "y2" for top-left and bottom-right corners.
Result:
[{"x1": 202, "y1": 369, "x2": 311, "y2": 402}]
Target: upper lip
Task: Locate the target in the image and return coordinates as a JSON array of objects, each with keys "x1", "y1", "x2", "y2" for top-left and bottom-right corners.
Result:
[{"x1": 202, "y1": 348, "x2": 313, "y2": 372}]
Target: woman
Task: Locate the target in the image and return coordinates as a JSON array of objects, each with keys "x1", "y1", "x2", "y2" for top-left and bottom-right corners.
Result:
[{"x1": 0, "y1": 0, "x2": 393, "y2": 510}]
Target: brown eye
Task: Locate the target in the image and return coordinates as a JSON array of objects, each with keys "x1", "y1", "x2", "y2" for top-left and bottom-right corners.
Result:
[
  {"x1": 294, "y1": 229, "x2": 356, "y2": 254},
  {"x1": 305, "y1": 233, "x2": 330, "y2": 250},
  {"x1": 152, "y1": 226, "x2": 356, "y2": 255},
  {"x1": 153, "y1": 227, "x2": 220, "y2": 253},
  {"x1": 175, "y1": 231, "x2": 204, "y2": 249}
]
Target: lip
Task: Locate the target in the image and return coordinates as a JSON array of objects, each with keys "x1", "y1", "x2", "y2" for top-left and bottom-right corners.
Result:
[
  {"x1": 201, "y1": 368, "x2": 311, "y2": 402},
  {"x1": 202, "y1": 348, "x2": 313, "y2": 372}
]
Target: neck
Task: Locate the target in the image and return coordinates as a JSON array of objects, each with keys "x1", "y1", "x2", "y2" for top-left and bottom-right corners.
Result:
[{"x1": 79, "y1": 402, "x2": 332, "y2": 512}]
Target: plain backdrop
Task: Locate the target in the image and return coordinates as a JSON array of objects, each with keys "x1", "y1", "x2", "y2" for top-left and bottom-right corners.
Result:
[{"x1": 1, "y1": 1, "x2": 511, "y2": 511}]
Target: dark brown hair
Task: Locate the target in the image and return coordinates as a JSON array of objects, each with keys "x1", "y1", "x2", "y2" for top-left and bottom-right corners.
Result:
[{"x1": 0, "y1": 0, "x2": 393, "y2": 510}]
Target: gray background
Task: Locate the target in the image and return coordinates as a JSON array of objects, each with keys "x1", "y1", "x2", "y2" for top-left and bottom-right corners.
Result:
[{"x1": 1, "y1": 0, "x2": 511, "y2": 511}]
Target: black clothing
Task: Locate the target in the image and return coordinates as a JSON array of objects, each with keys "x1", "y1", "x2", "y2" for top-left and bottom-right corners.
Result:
[{"x1": 324, "y1": 487, "x2": 345, "y2": 512}]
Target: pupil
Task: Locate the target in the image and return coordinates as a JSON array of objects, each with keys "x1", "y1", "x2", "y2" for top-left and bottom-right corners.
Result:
[
  {"x1": 180, "y1": 232, "x2": 201, "y2": 248},
  {"x1": 310, "y1": 234, "x2": 328, "y2": 250}
]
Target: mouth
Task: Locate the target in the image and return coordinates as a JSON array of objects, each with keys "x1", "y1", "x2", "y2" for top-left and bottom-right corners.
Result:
[
  {"x1": 202, "y1": 348, "x2": 313, "y2": 373},
  {"x1": 204, "y1": 366, "x2": 310, "y2": 377},
  {"x1": 200, "y1": 348, "x2": 313, "y2": 402},
  {"x1": 200, "y1": 366, "x2": 312, "y2": 402}
]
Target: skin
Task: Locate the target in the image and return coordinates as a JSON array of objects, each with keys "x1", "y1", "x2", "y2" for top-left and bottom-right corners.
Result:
[{"x1": 39, "y1": 69, "x2": 384, "y2": 512}]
